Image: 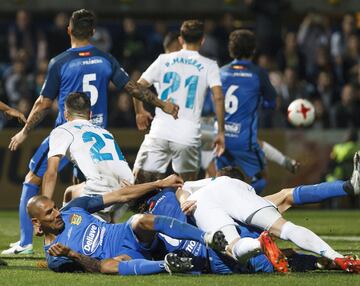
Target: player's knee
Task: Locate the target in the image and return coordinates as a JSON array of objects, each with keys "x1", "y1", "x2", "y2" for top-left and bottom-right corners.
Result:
[
  {"x1": 131, "y1": 214, "x2": 154, "y2": 231},
  {"x1": 63, "y1": 186, "x2": 74, "y2": 203},
  {"x1": 24, "y1": 171, "x2": 42, "y2": 185}
]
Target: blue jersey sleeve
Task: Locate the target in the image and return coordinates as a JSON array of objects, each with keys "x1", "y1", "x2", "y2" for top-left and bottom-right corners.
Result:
[
  {"x1": 40, "y1": 58, "x2": 61, "y2": 100},
  {"x1": 258, "y1": 68, "x2": 277, "y2": 109},
  {"x1": 47, "y1": 254, "x2": 84, "y2": 273},
  {"x1": 61, "y1": 196, "x2": 105, "y2": 213},
  {"x1": 109, "y1": 55, "x2": 130, "y2": 89}
]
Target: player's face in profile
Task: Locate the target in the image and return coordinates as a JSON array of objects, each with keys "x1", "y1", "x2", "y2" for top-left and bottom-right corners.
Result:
[{"x1": 37, "y1": 200, "x2": 65, "y2": 234}]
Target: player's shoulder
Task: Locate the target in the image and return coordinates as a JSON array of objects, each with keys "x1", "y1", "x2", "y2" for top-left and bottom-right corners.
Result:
[
  {"x1": 50, "y1": 122, "x2": 75, "y2": 138},
  {"x1": 198, "y1": 53, "x2": 219, "y2": 67}
]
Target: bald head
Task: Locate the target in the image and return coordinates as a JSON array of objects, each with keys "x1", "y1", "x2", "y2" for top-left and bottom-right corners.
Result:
[{"x1": 27, "y1": 195, "x2": 53, "y2": 218}]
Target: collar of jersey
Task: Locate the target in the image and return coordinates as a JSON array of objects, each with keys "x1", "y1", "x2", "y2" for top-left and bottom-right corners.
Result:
[
  {"x1": 71, "y1": 118, "x2": 89, "y2": 123},
  {"x1": 67, "y1": 44, "x2": 94, "y2": 51},
  {"x1": 231, "y1": 59, "x2": 251, "y2": 65},
  {"x1": 180, "y1": 49, "x2": 199, "y2": 54}
]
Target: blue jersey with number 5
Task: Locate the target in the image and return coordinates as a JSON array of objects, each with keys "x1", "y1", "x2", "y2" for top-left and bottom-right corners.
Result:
[
  {"x1": 40, "y1": 44, "x2": 129, "y2": 128},
  {"x1": 220, "y1": 60, "x2": 276, "y2": 150}
]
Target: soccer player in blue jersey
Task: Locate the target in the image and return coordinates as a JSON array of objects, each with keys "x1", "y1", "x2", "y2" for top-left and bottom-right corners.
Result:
[
  {"x1": 26, "y1": 176, "x2": 226, "y2": 275},
  {"x1": 216, "y1": 29, "x2": 277, "y2": 194},
  {"x1": 3, "y1": 9, "x2": 179, "y2": 255}
]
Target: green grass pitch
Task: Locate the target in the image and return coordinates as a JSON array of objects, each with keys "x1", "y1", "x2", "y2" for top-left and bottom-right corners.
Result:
[{"x1": 0, "y1": 210, "x2": 359, "y2": 286}]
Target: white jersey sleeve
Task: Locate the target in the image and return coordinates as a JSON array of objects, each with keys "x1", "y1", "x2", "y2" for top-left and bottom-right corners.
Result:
[
  {"x1": 207, "y1": 62, "x2": 222, "y2": 88},
  {"x1": 141, "y1": 55, "x2": 162, "y2": 85},
  {"x1": 182, "y1": 178, "x2": 213, "y2": 194},
  {"x1": 48, "y1": 127, "x2": 73, "y2": 158}
]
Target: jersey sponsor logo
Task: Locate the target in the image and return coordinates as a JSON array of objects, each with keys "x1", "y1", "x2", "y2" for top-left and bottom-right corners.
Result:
[
  {"x1": 82, "y1": 58, "x2": 103, "y2": 65},
  {"x1": 82, "y1": 224, "x2": 105, "y2": 255},
  {"x1": 225, "y1": 122, "x2": 241, "y2": 136},
  {"x1": 79, "y1": 51, "x2": 91, "y2": 57},
  {"x1": 90, "y1": 114, "x2": 104, "y2": 127},
  {"x1": 70, "y1": 214, "x2": 82, "y2": 225}
]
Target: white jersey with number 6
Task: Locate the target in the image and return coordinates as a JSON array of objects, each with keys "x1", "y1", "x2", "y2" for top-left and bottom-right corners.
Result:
[
  {"x1": 48, "y1": 119, "x2": 134, "y2": 194},
  {"x1": 141, "y1": 49, "x2": 221, "y2": 146}
]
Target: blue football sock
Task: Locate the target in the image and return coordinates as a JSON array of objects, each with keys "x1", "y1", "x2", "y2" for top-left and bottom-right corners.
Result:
[
  {"x1": 293, "y1": 180, "x2": 347, "y2": 205},
  {"x1": 251, "y1": 178, "x2": 267, "y2": 195},
  {"x1": 153, "y1": 216, "x2": 205, "y2": 243},
  {"x1": 118, "y1": 259, "x2": 164, "y2": 275},
  {"x1": 19, "y1": 183, "x2": 39, "y2": 246}
]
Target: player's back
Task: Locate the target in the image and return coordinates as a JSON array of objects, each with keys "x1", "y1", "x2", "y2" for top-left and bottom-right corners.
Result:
[
  {"x1": 56, "y1": 119, "x2": 133, "y2": 194},
  {"x1": 42, "y1": 45, "x2": 128, "y2": 128},
  {"x1": 144, "y1": 49, "x2": 221, "y2": 146},
  {"x1": 220, "y1": 60, "x2": 276, "y2": 149}
]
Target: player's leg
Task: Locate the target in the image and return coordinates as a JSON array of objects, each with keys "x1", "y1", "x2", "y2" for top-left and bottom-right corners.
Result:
[
  {"x1": 133, "y1": 136, "x2": 171, "y2": 184},
  {"x1": 248, "y1": 207, "x2": 360, "y2": 272},
  {"x1": 63, "y1": 182, "x2": 85, "y2": 203},
  {"x1": 259, "y1": 139, "x2": 300, "y2": 174},
  {"x1": 130, "y1": 214, "x2": 227, "y2": 252},
  {"x1": 265, "y1": 152, "x2": 360, "y2": 213},
  {"x1": 170, "y1": 141, "x2": 199, "y2": 181}
]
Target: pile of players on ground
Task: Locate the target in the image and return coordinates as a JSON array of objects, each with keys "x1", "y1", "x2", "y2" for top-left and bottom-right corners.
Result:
[{"x1": 1, "y1": 9, "x2": 360, "y2": 275}]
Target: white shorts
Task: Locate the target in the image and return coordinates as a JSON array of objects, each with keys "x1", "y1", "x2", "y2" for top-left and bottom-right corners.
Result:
[
  {"x1": 200, "y1": 150, "x2": 215, "y2": 170},
  {"x1": 133, "y1": 135, "x2": 200, "y2": 173},
  {"x1": 188, "y1": 176, "x2": 274, "y2": 232}
]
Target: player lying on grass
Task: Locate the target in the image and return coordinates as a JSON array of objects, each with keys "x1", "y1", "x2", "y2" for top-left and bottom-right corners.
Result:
[
  {"x1": 27, "y1": 174, "x2": 227, "y2": 275},
  {"x1": 176, "y1": 159, "x2": 360, "y2": 273}
]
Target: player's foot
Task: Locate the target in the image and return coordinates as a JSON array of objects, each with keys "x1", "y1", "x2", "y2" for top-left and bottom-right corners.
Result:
[
  {"x1": 204, "y1": 230, "x2": 228, "y2": 252},
  {"x1": 284, "y1": 157, "x2": 300, "y2": 174},
  {"x1": 164, "y1": 253, "x2": 193, "y2": 274},
  {"x1": 1, "y1": 244, "x2": 34, "y2": 255},
  {"x1": 9, "y1": 241, "x2": 20, "y2": 248},
  {"x1": 350, "y1": 151, "x2": 360, "y2": 195},
  {"x1": 259, "y1": 231, "x2": 288, "y2": 273},
  {"x1": 334, "y1": 257, "x2": 360, "y2": 273}
]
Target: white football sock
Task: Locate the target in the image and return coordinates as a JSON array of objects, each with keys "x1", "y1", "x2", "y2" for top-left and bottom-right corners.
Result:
[
  {"x1": 262, "y1": 141, "x2": 286, "y2": 166},
  {"x1": 280, "y1": 222, "x2": 343, "y2": 260},
  {"x1": 232, "y1": 237, "x2": 261, "y2": 263}
]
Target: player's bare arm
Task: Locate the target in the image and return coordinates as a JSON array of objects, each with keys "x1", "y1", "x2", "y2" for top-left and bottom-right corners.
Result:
[
  {"x1": 132, "y1": 78, "x2": 154, "y2": 130},
  {"x1": 211, "y1": 85, "x2": 225, "y2": 156},
  {"x1": 9, "y1": 96, "x2": 53, "y2": 151},
  {"x1": 48, "y1": 243, "x2": 102, "y2": 273},
  {"x1": 124, "y1": 79, "x2": 179, "y2": 119},
  {"x1": 42, "y1": 155, "x2": 62, "y2": 199},
  {"x1": 103, "y1": 174, "x2": 183, "y2": 205},
  {"x1": 0, "y1": 101, "x2": 26, "y2": 124}
]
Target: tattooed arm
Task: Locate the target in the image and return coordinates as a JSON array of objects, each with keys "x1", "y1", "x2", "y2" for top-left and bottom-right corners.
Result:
[
  {"x1": 8, "y1": 96, "x2": 53, "y2": 151},
  {"x1": 124, "y1": 79, "x2": 179, "y2": 119},
  {"x1": 48, "y1": 243, "x2": 131, "y2": 274}
]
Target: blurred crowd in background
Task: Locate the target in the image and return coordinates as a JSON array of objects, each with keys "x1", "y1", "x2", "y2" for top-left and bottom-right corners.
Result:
[{"x1": 0, "y1": 4, "x2": 360, "y2": 129}]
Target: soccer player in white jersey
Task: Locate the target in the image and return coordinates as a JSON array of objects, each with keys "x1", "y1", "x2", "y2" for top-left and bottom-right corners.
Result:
[
  {"x1": 176, "y1": 167, "x2": 360, "y2": 273},
  {"x1": 42, "y1": 92, "x2": 134, "y2": 220},
  {"x1": 133, "y1": 20, "x2": 225, "y2": 183}
]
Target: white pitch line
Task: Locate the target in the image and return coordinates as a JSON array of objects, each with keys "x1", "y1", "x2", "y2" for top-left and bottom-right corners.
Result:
[{"x1": 321, "y1": 236, "x2": 360, "y2": 241}]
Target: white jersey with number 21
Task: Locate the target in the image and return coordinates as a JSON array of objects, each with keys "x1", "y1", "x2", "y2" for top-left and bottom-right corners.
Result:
[{"x1": 141, "y1": 49, "x2": 221, "y2": 146}]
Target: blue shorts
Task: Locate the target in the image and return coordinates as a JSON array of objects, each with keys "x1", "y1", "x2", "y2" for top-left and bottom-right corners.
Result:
[
  {"x1": 216, "y1": 144, "x2": 265, "y2": 177},
  {"x1": 29, "y1": 136, "x2": 70, "y2": 177}
]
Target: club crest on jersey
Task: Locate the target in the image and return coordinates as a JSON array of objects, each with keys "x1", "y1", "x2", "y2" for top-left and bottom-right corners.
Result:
[
  {"x1": 79, "y1": 51, "x2": 91, "y2": 56},
  {"x1": 82, "y1": 224, "x2": 105, "y2": 255},
  {"x1": 70, "y1": 214, "x2": 82, "y2": 225}
]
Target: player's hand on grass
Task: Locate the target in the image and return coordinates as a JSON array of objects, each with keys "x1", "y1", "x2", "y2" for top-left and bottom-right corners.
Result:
[
  {"x1": 158, "y1": 174, "x2": 184, "y2": 189},
  {"x1": 213, "y1": 132, "x2": 225, "y2": 156},
  {"x1": 136, "y1": 111, "x2": 153, "y2": 130},
  {"x1": 161, "y1": 98, "x2": 179, "y2": 119},
  {"x1": 4, "y1": 107, "x2": 26, "y2": 124},
  {"x1": 48, "y1": 243, "x2": 71, "y2": 257},
  {"x1": 181, "y1": 200, "x2": 197, "y2": 215},
  {"x1": 9, "y1": 129, "x2": 28, "y2": 151}
]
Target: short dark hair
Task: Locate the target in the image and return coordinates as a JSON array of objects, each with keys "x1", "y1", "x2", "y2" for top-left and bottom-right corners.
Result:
[
  {"x1": 65, "y1": 92, "x2": 91, "y2": 116},
  {"x1": 217, "y1": 166, "x2": 246, "y2": 181},
  {"x1": 228, "y1": 29, "x2": 256, "y2": 60},
  {"x1": 70, "y1": 9, "x2": 95, "y2": 40},
  {"x1": 180, "y1": 20, "x2": 204, "y2": 43},
  {"x1": 163, "y1": 31, "x2": 180, "y2": 50}
]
